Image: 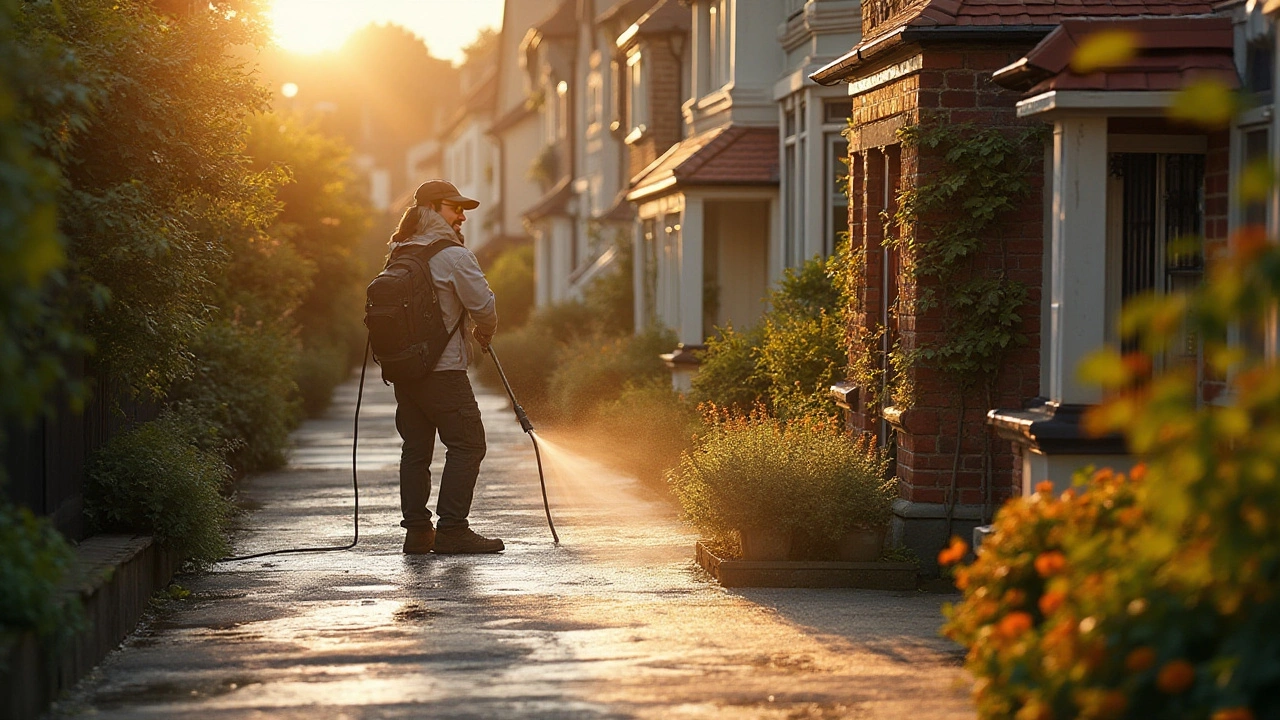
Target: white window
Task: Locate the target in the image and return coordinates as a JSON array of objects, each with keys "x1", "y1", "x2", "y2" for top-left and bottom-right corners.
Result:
[
  {"x1": 586, "y1": 71, "x2": 603, "y2": 129},
  {"x1": 709, "y1": 0, "x2": 731, "y2": 91},
  {"x1": 627, "y1": 50, "x2": 648, "y2": 138},
  {"x1": 781, "y1": 96, "x2": 807, "y2": 268}
]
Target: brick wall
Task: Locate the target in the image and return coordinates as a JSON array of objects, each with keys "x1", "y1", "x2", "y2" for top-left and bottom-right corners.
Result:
[{"x1": 844, "y1": 42, "x2": 1044, "y2": 512}]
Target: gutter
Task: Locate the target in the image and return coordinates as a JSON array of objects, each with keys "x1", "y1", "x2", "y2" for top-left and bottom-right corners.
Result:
[{"x1": 811, "y1": 25, "x2": 1057, "y2": 86}]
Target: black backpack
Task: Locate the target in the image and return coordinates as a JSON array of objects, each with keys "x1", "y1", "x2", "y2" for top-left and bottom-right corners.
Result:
[{"x1": 364, "y1": 240, "x2": 464, "y2": 384}]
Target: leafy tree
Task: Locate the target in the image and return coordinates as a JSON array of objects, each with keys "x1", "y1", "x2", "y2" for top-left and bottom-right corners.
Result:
[
  {"x1": 243, "y1": 111, "x2": 370, "y2": 414},
  {"x1": 0, "y1": 0, "x2": 88, "y2": 424},
  {"x1": 19, "y1": 0, "x2": 271, "y2": 398}
]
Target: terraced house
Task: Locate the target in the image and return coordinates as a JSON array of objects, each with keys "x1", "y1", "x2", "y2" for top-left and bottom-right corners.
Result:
[{"x1": 812, "y1": 0, "x2": 1223, "y2": 568}]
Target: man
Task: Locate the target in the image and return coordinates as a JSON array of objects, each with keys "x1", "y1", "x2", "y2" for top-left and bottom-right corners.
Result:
[{"x1": 388, "y1": 179, "x2": 502, "y2": 554}]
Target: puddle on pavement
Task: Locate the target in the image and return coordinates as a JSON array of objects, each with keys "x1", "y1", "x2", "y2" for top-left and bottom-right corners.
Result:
[{"x1": 332, "y1": 584, "x2": 399, "y2": 593}]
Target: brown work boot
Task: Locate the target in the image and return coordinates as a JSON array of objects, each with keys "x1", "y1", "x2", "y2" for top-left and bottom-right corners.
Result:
[
  {"x1": 402, "y1": 526, "x2": 436, "y2": 554},
  {"x1": 432, "y1": 527, "x2": 504, "y2": 554}
]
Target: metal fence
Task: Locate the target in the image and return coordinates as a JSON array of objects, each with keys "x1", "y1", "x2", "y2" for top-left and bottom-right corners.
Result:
[{"x1": 2, "y1": 358, "x2": 156, "y2": 540}]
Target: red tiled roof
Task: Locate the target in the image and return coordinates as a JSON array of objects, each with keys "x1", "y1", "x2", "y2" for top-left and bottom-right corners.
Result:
[
  {"x1": 815, "y1": 0, "x2": 1221, "y2": 83},
  {"x1": 993, "y1": 16, "x2": 1238, "y2": 94},
  {"x1": 870, "y1": 0, "x2": 1219, "y2": 40},
  {"x1": 628, "y1": 125, "x2": 778, "y2": 201}
]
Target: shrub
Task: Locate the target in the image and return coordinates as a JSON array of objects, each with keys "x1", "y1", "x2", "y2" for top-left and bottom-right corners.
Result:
[
  {"x1": 546, "y1": 326, "x2": 674, "y2": 420},
  {"x1": 473, "y1": 300, "x2": 604, "y2": 416},
  {"x1": 169, "y1": 319, "x2": 302, "y2": 474},
  {"x1": 0, "y1": 503, "x2": 83, "y2": 641},
  {"x1": 757, "y1": 307, "x2": 845, "y2": 421},
  {"x1": 85, "y1": 410, "x2": 233, "y2": 563},
  {"x1": 485, "y1": 244, "x2": 535, "y2": 329},
  {"x1": 582, "y1": 232, "x2": 635, "y2": 335},
  {"x1": 690, "y1": 324, "x2": 769, "y2": 413},
  {"x1": 691, "y1": 253, "x2": 846, "y2": 418},
  {"x1": 294, "y1": 335, "x2": 349, "y2": 417},
  {"x1": 667, "y1": 409, "x2": 891, "y2": 547}
]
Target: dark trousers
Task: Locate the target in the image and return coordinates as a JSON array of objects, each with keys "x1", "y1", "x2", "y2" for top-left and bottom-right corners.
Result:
[{"x1": 393, "y1": 371, "x2": 486, "y2": 530}]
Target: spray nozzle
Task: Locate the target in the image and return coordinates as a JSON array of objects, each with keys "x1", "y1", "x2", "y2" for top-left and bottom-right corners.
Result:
[{"x1": 514, "y1": 403, "x2": 535, "y2": 434}]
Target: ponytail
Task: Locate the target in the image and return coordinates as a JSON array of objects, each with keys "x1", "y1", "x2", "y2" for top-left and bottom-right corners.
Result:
[{"x1": 389, "y1": 205, "x2": 423, "y2": 246}]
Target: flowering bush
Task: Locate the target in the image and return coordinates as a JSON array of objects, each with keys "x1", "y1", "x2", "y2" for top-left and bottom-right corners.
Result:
[
  {"x1": 943, "y1": 464, "x2": 1279, "y2": 719},
  {"x1": 667, "y1": 407, "x2": 892, "y2": 549}
]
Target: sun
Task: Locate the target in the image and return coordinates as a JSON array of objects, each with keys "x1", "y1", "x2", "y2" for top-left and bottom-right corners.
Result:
[{"x1": 269, "y1": 0, "x2": 359, "y2": 54}]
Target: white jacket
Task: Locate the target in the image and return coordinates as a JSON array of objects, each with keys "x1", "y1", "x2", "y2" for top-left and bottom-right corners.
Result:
[{"x1": 388, "y1": 208, "x2": 497, "y2": 371}]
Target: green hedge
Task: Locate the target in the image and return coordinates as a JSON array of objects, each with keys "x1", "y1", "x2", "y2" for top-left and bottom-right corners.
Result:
[
  {"x1": 85, "y1": 411, "x2": 234, "y2": 563},
  {"x1": 0, "y1": 503, "x2": 83, "y2": 640}
]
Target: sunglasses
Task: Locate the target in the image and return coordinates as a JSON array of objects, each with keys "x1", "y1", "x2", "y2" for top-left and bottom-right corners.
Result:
[{"x1": 441, "y1": 201, "x2": 466, "y2": 212}]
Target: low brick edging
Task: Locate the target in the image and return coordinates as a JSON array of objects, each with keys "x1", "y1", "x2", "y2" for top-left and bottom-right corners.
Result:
[
  {"x1": 695, "y1": 542, "x2": 918, "y2": 590},
  {"x1": 0, "y1": 534, "x2": 180, "y2": 720}
]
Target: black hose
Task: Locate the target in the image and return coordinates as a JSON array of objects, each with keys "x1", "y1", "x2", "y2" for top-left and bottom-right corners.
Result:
[
  {"x1": 219, "y1": 338, "x2": 368, "y2": 562},
  {"x1": 487, "y1": 346, "x2": 559, "y2": 545}
]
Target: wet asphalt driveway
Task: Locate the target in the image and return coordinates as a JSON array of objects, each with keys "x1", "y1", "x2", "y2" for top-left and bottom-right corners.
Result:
[{"x1": 49, "y1": 368, "x2": 974, "y2": 719}]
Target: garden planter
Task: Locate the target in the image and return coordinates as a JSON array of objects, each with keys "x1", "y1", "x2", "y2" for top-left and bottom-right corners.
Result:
[
  {"x1": 837, "y1": 527, "x2": 887, "y2": 562},
  {"x1": 738, "y1": 528, "x2": 792, "y2": 561}
]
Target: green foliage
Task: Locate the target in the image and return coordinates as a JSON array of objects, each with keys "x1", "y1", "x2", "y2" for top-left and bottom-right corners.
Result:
[
  {"x1": 0, "y1": 0, "x2": 89, "y2": 424},
  {"x1": 85, "y1": 410, "x2": 233, "y2": 563},
  {"x1": 244, "y1": 111, "x2": 369, "y2": 416},
  {"x1": 692, "y1": 252, "x2": 847, "y2": 418},
  {"x1": 582, "y1": 230, "x2": 636, "y2": 335},
  {"x1": 20, "y1": 0, "x2": 271, "y2": 398},
  {"x1": 863, "y1": 122, "x2": 1039, "y2": 405},
  {"x1": 547, "y1": 326, "x2": 675, "y2": 420},
  {"x1": 485, "y1": 244, "x2": 535, "y2": 329},
  {"x1": 667, "y1": 409, "x2": 892, "y2": 545},
  {"x1": 169, "y1": 320, "x2": 301, "y2": 474},
  {"x1": 0, "y1": 502, "x2": 83, "y2": 640},
  {"x1": 690, "y1": 323, "x2": 769, "y2": 413}
]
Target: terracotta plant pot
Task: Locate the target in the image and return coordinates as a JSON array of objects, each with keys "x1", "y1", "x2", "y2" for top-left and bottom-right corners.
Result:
[
  {"x1": 837, "y1": 526, "x2": 887, "y2": 562},
  {"x1": 738, "y1": 528, "x2": 792, "y2": 561}
]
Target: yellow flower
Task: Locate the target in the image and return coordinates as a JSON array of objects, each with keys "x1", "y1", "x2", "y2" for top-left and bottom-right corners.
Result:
[{"x1": 1212, "y1": 708, "x2": 1255, "y2": 720}]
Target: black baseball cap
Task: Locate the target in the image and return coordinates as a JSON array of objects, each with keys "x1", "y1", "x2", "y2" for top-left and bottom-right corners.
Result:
[{"x1": 414, "y1": 179, "x2": 480, "y2": 210}]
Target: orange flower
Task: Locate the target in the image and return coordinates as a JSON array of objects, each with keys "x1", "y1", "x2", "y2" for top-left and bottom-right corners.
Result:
[
  {"x1": 1035, "y1": 551, "x2": 1068, "y2": 578},
  {"x1": 1156, "y1": 659, "x2": 1196, "y2": 694},
  {"x1": 1039, "y1": 590, "x2": 1066, "y2": 616},
  {"x1": 938, "y1": 536, "x2": 968, "y2": 566},
  {"x1": 1005, "y1": 589, "x2": 1027, "y2": 607},
  {"x1": 1091, "y1": 467, "x2": 1115, "y2": 484},
  {"x1": 1035, "y1": 480, "x2": 1055, "y2": 494},
  {"x1": 997, "y1": 611, "x2": 1034, "y2": 639},
  {"x1": 954, "y1": 567, "x2": 970, "y2": 590},
  {"x1": 1212, "y1": 708, "x2": 1255, "y2": 720},
  {"x1": 1097, "y1": 691, "x2": 1128, "y2": 718},
  {"x1": 1130, "y1": 463, "x2": 1147, "y2": 482},
  {"x1": 1124, "y1": 646, "x2": 1157, "y2": 673}
]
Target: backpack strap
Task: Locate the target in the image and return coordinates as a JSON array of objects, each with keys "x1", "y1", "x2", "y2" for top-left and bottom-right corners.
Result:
[{"x1": 394, "y1": 239, "x2": 468, "y2": 349}]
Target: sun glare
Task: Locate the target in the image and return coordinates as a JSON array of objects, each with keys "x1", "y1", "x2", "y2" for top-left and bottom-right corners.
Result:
[{"x1": 270, "y1": 0, "x2": 357, "y2": 54}]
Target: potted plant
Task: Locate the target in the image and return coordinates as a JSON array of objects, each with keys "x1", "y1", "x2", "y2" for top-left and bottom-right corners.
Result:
[
  {"x1": 667, "y1": 408, "x2": 810, "y2": 560},
  {"x1": 668, "y1": 409, "x2": 892, "y2": 561}
]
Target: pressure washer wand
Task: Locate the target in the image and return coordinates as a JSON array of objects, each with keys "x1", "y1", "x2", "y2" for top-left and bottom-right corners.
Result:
[{"x1": 487, "y1": 346, "x2": 559, "y2": 544}]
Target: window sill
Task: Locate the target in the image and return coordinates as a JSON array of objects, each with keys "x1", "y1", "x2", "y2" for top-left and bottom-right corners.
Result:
[{"x1": 624, "y1": 124, "x2": 648, "y2": 145}]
